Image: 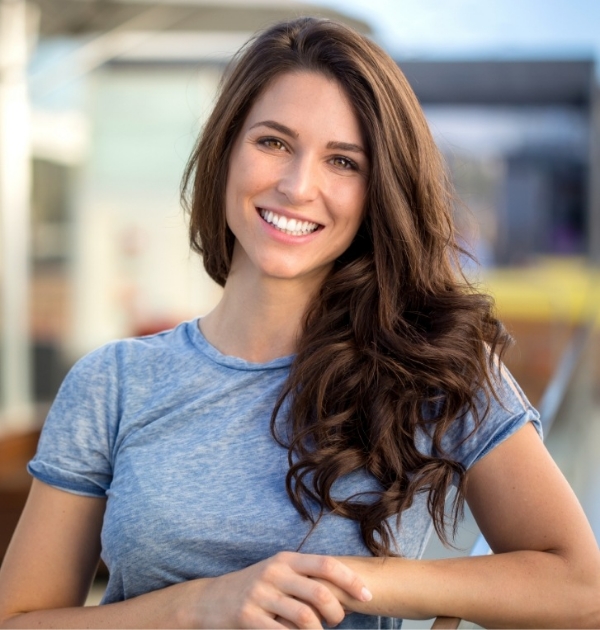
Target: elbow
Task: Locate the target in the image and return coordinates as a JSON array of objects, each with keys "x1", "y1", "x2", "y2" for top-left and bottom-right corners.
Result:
[
  {"x1": 567, "y1": 561, "x2": 600, "y2": 628},
  {"x1": 0, "y1": 614, "x2": 20, "y2": 629},
  {"x1": 0, "y1": 608, "x2": 32, "y2": 629},
  {"x1": 575, "y1": 601, "x2": 600, "y2": 629},
  {"x1": 535, "y1": 548, "x2": 600, "y2": 628},
  {"x1": 577, "y1": 587, "x2": 600, "y2": 629}
]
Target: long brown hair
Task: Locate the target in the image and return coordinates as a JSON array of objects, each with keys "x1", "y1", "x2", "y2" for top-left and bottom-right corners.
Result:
[{"x1": 181, "y1": 17, "x2": 510, "y2": 556}]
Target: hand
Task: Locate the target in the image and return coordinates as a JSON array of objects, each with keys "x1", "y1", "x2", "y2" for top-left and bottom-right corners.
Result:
[{"x1": 188, "y1": 551, "x2": 372, "y2": 629}]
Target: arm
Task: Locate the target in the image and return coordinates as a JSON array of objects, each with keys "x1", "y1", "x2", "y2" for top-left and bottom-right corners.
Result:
[
  {"x1": 0, "y1": 480, "x2": 371, "y2": 629},
  {"x1": 329, "y1": 423, "x2": 600, "y2": 628}
]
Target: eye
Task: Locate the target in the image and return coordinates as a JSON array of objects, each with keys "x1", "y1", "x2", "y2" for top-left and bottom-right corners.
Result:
[
  {"x1": 257, "y1": 137, "x2": 287, "y2": 151},
  {"x1": 331, "y1": 156, "x2": 358, "y2": 170}
]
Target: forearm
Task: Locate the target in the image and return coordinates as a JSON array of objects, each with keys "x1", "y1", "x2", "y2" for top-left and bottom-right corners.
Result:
[
  {"x1": 0, "y1": 579, "x2": 202, "y2": 629},
  {"x1": 2, "y1": 551, "x2": 372, "y2": 630},
  {"x1": 336, "y1": 550, "x2": 600, "y2": 628}
]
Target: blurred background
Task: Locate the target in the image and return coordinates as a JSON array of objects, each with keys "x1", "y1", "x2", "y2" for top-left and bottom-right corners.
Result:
[{"x1": 0, "y1": 0, "x2": 599, "y2": 616}]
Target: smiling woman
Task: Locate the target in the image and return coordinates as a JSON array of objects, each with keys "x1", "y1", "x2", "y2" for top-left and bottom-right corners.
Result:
[
  {"x1": 1, "y1": 16, "x2": 599, "y2": 630},
  {"x1": 224, "y1": 71, "x2": 367, "y2": 287}
]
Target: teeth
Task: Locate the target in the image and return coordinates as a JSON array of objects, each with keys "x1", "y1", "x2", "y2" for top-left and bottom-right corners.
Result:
[{"x1": 259, "y1": 208, "x2": 319, "y2": 236}]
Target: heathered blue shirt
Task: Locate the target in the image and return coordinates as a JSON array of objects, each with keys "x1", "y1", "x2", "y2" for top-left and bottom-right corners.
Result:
[{"x1": 28, "y1": 319, "x2": 541, "y2": 629}]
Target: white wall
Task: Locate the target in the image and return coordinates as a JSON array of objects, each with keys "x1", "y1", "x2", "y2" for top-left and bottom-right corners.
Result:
[{"x1": 69, "y1": 64, "x2": 223, "y2": 357}]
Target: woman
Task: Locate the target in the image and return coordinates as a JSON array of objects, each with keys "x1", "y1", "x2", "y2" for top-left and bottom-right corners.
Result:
[{"x1": 1, "y1": 17, "x2": 599, "y2": 629}]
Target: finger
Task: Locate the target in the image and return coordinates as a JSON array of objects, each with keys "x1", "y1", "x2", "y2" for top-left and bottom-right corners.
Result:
[
  {"x1": 265, "y1": 593, "x2": 323, "y2": 630},
  {"x1": 239, "y1": 610, "x2": 294, "y2": 630},
  {"x1": 274, "y1": 615, "x2": 300, "y2": 629},
  {"x1": 287, "y1": 553, "x2": 372, "y2": 602},
  {"x1": 277, "y1": 575, "x2": 345, "y2": 628}
]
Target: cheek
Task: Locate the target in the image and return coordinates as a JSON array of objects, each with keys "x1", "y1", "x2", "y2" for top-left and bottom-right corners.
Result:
[
  {"x1": 228, "y1": 163, "x2": 270, "y2": 212},
  {"x1": 335, "y1": 182, "x2": 367, "y2": 227},
  {"x1": 224, "y1": 180, "x2": 237, "y2": 228},
  {"x1": 225, "y1": 161, "x2": 255, "y2": 220}
]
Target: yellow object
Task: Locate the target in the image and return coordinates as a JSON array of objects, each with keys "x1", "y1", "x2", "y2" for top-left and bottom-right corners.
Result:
[{"x1": 479, "y1": 257, "x2": 600, "y2": 325}]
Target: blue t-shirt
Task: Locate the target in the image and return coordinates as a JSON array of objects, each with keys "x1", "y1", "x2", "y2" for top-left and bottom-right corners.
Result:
[{"x1": 28, "y1": 319, "x2": 541, "y2": 629}]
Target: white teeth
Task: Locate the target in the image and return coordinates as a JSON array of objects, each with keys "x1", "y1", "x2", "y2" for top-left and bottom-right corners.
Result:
[{"x1": 259, "y1": 208, "x2": 319, "y2": 236}]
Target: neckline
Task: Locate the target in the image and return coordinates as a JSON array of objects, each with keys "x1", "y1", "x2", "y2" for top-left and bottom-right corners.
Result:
[{"x1": 187, "y1": 318, "x2": 295, "y2": 371}]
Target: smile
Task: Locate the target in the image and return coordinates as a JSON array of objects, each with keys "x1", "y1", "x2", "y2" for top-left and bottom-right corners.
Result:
[{"x1": 258, "y1": 208, "x2": 320, "y2": 236}]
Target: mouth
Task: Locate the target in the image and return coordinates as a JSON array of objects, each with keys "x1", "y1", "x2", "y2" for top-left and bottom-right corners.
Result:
[{"x1": 258, "y1": 208, "x2": 321, "y2": 236}]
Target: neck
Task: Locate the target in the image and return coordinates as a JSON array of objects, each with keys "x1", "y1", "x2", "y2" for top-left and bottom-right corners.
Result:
[{"x1": 200, "y1": 267, "x2": 324, "y2": 363}]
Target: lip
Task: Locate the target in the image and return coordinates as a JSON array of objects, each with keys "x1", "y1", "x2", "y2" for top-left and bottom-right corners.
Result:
[
  {"x1": 256, "y1": 206, "x2": 323, "y2": 243},
  {"x1": 255, "y1": 205, "x2": 323, "y2": 227}
]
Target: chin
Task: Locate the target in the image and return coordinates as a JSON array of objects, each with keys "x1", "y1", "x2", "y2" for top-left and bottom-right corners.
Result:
[
  {"x1": 260, "y1": 267, "x2": 307, "y2": 281},
  {"x1": 253, "y1": 257, "x2": 308, "y2": 281}
]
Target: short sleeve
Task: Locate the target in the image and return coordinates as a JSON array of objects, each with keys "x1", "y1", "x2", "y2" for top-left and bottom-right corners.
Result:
[
  {"x1": 437, "y1": 363, "x2": 543, "y2": 470},
  {"x1": 28, "y1": 343, "x2": 121, "y2": 497}
]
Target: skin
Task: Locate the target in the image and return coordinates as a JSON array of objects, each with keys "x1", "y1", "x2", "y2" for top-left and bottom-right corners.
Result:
[
  {"x1": 205, "y1": 71, "x2": 368, "y2": 363},
  {"x1": 1, "y1": 71, "x2": 599, "y2": 629}
]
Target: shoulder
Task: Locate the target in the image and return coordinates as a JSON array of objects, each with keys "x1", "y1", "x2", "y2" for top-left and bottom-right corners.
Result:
[
  {"x1": 488, "y1": 361, "x2": 537, "y2": 420},
  {"x1": 46, "y1": 319, "x2": 202, "y2": 427},
  {"x1": 434, "y1": 362, "x2": 542, "y2": 470},
  {"x1": 27, "y1": 321, "x2": 201, "y2": 497},
  {"x1": 69, "y1": 319, "x2": 198, "y2": 381}
]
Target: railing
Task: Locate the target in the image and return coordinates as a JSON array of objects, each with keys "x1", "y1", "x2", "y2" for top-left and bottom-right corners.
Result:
[{"x1": 429, "y1": 321, "x2": 597, "y2": 630}]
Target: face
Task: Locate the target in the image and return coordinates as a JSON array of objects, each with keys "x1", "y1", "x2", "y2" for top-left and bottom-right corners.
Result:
[{"x1": 224, "y1": 71, "x2": 368, "y2": 287}]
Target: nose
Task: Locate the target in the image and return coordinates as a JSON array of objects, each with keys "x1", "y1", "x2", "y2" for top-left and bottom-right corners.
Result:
[{"x1": 276, "y1": 152, "x2": 319, "y2": 205}]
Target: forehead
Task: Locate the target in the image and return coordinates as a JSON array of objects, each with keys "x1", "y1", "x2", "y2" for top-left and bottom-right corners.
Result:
[{"x1": 243, "y1": 71, "x2": 364, "y2": 143}]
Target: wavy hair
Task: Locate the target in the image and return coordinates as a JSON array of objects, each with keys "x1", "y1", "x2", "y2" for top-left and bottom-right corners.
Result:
[{"x1": 181, "y1": 17, "x2": 511, "y2": 556}]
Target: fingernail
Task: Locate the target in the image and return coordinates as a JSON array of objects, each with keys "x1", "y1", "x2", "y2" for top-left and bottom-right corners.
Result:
[{"x1": 361, "y1": 586, "x2": 373, "y2": 601}]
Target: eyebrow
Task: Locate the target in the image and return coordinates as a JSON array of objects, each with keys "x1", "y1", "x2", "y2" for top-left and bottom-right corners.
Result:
[
  {"x1": 248, "y1": 120, "x2": 298, "y2": 138},
  {"x1": 248, "y1": 120, "x2": 366, "y2": 155},
  {"x1": 326, "y1": 140, "x2": 365, "y2": 155}
]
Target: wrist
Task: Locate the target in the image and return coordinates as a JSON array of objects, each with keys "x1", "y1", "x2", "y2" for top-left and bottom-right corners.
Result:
[
  {"x1": 334, "y1": 555, "x2": 409, "y2": 617},
  {"x1": 168, "y1": 577, "x2": 214, "y2": 629}
]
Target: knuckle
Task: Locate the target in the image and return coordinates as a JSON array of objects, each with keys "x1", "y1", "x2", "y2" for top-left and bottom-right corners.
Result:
[
  {"x1": 260, "y1": 563, "x2": 277, "y2": 581},
  {"x1": 319, "y1": 555, "x2": 337, "y2": 575},
  {"x1": 313, "y1": 583, "x2": 332, "y2": 605},
  {"x1": 275, "y1": 550, "x2": 292, "y2": 563},
  {"x1": 295, "y1": 604, "x2": 317, "y2": 627},
  {"x1": 331, "y1": 608, "x2": 345, "y2": 626},
  {"x1": 246, "y1": 582, "x2": 262, "y2": 600},
  {"x1": 236, "y1": 602, "x2": 254, "y2": 625}
]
